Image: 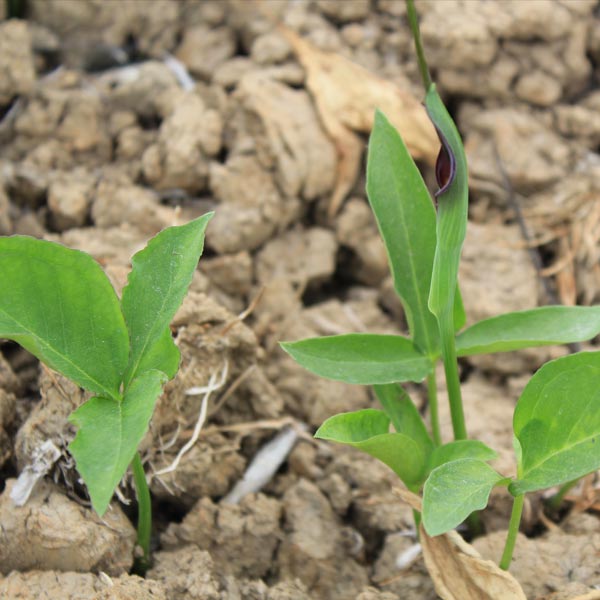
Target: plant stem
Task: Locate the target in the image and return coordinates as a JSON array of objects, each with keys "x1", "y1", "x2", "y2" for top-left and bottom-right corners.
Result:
[
  {"x1": 406, "y1": 0, "x2": 432, "y2": 90},
  {"x1": 547, "y1": 478, "x2": 578, "y2": 511},
  {"x1": 131, "y1": 452, "x2": 152, "y2": 572},
  {"x1": 426, "y1": 371, "x2": 442, "y2": 446},
  {"x1": 499, "y1": 494, "x2": 524, "y2": 570},
  {"x1": 440, "y1": 314, "x2": 467, "y2": 440}
]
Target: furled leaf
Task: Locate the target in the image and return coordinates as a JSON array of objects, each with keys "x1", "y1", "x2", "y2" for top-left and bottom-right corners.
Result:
[
  {"x1": 366, "y1": 110, "x2": 439, "y2": 356},
  {"x1": 0, "y1": 236, "x2": 128, "y2": 399},
  {"x1": 316, "y1": 409, "x2": 427, "y2": 489},
  {"x1": 69, "y1": 369, "x2": 167, "y2": 515},
  {"x1": 423, "y1": 458, "x2": 505, "y2": 536},
  {"x1": 510, "y1": 352, "x2": 600, "y2": 496},
  {"x1": 457, "y1": 306, "x2": 600, "y2": 356},
  {"x1": 373, "y1": 383, "x2": 432, "y2": 453},
  {"x1": 426, "y1": 85, "x2": 468, "y2": 323},
  {"x1": 428, "y1": 440, "x2": 497, "y2": 472},
  {"x1": 281, "y1": 334, "x2": 432, "y2": 385},
  {"x1": 121, "y1": 213, "x2": 213, "y2": 385}
]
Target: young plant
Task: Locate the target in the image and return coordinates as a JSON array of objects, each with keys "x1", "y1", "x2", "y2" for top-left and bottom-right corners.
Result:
[
  {"x1": 0, "y1": 213, "x2": 213, "y2": 569},
  {"x1": 282, "y1": 0, "x2": 600, "y2": 570}
]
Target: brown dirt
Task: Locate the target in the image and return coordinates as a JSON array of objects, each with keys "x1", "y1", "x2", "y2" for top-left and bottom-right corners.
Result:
[{"x1": 1, "y1": 0, "x2": 600, "y2": 598}]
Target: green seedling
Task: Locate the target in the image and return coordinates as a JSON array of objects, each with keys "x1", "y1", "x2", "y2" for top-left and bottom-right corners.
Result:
[
  {"x1": 0, "y1": 213, "x2": 213, "y2": 570},
  {"x1": 282, "y1": 0, "x2": 600, "y2": 570}
]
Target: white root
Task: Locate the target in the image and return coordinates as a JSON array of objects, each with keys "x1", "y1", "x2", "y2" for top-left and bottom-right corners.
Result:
[{"x1": 151, "y1": 361, "x2": 229, "y2": 479}]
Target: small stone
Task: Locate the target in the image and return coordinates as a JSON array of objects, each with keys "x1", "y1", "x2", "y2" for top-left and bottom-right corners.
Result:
[
  {"x1": 0, "y1": 20, "x2": 36, "y2": 105},
  {"x1": 200, "y1": 251, "x2": 253, "y2": 296},
  {"x1": 0, "y1": 479, "x2": 135, "y2": 575},
  {"x1": 148, "y1": 546, "x2": 222, "y2": 600},
  {"x1": 515, "y1": 70, "x2": 562, "y2": 106},
  {"x1": 255, "y1": 228, "x2": 338, "y2": 287},
  {"x1": 341, "y1": 23, "x2": 366, "y2": 47},
  {"x1": 47, "y1": 170, "x2": 95, "y2": 230},
  {"x1": 213, "y1": 57, "x2": 255, "y2": 88},
  {"x1": 161, "y1": 494, "x2": 282, "y2": 579},
  {"x1": 176, "y1": 25, "x2": 236, "y2": 81},
  {"x1": 251, "y1": 32, "x2": 292, "y2": 65},
  {"x1": 278, "y1": 479, "x2": 368, "y2": 598},
  {"x1": 317, "y1": 0, "x2": 370, "y2": 22}
]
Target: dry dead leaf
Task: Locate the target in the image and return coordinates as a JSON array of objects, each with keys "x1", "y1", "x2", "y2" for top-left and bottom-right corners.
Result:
[
  {"x1": 280, "y1": 26, "x2": 439, "y2": 216},
  {"x1": 394, "y1": 488, "x2": 527, "y2": 600}
]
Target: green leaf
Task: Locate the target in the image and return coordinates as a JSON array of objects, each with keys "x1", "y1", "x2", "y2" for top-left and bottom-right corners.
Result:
[
  {"x1": 0, "y1": 236, "x2": 128, "y2": 399},
  {"x1": 457, "y1": 306, "x2": 600, "y2": 356},
  {"x1": 426, "y1": 85, "x2": 468, "y2": 323},
  {"x1": 69, "y1": 369, "x2": 167, "y2": 515},
  {"x1": 454, "y1": 284, "x2": 466, "y2": 332},
  {"x1": 121, "y1": 213, "x2": 213, "y2": 384},
  {"x1": 510, "y1": 352, "x2": 600, "y2": 496},
  {"x1": 366, "y1": 110, "x2": 439, "y2": 356},
  {"x1": 281, "y1": 334, "x2": 432, "y2": 385},
  {"x1": 373, "y1": 383, "x2": 432, "y2": 454},
  {"x1": 428, "y1": 440, "x2": 497, "y2": 472},
  {"x1": 423, "y1": 458, "x2": 504, "y2": 536},
  {"x1": 316, "y1": 409, "x2": 427, "y2": 489}
]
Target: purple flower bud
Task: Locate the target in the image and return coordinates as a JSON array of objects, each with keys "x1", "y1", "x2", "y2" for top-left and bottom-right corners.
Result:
[{"x1": 433, "y1": 131, "x2": 455, "y2": 197}]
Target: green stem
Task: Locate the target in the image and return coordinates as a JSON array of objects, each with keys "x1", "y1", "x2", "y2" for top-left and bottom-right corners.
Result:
[
  {"x1": 406, "y1": 0, "x2": 432, "y2": 90},
  {"x1": 440, "y1": 314, "x2": 467, "y2": 440},
  {"x1": 547, "y1": 478, "x2": 578, "y2": 511},
  {"x1": 131, "y1": 452, "x2": 152, "y2": 572},
  {"x1": 427, "y1": 371, "x2": 442, "y2": 446},
  {"x1": 499, "y1": 494, "x2": 524, "y2": 570}
]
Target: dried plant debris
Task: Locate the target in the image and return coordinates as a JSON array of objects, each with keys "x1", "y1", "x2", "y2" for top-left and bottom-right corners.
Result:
[
  {"x1": 281, "y1": 25, "x2": 438, "y2": 215},
  {"x1": 395, "y1": 489, "x2": 526, "y2": 600}
]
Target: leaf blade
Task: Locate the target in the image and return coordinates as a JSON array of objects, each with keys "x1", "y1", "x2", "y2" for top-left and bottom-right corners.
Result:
[
  {"x1": 511, "y1": 351, "x2": 600, "y2": 495},
  {"x1": 457, "y1": 306, "x2": 600, "y2": 356},
  {"x1": 316, "y1": 409, "x2": 427, "y2": 489},
  {"x1": 69, "y1": 369, "x2": 167, "y2": 515},
  {"x1": 281, "y1": 334, "x2": 433, "y2": 385},
  {"x1": 423, "y1": 458, "x2": 504, "y2": 536},
  {"x1": 366, "y1": 109, "x2": 439, "y2": 355},
  {"x1": 0, "y1": 236, "x2": 128, "y2": 398},
  {"x1": 428, "y1": 440, "x2": 497, "y2": 472},
  {"x1": 373, "y1": 383, "x2": 433, "y2": 454},
  {"x1": 121, "y1": 213, "x2": 213, "y2": 384}
]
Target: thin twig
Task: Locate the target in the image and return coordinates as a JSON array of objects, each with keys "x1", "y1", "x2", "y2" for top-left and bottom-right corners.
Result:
[{"x1": 208, "y1": 364, "x2": 256, "y2": 417}]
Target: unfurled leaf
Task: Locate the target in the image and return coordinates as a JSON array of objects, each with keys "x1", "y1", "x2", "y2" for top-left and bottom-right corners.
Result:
[
  {"x1": 454, "y1": 285, "x2": 466, "y2": 332},
  {"x1": 457, "y1": 306, "x2": 600, "y2": 356},
  {"x1": 69, "y1": 369, "x2": 167, "y2": 515},
  {"x1": 281, "y1": 333, "x2": 432, "y2": 385},
  {"x1": 428, "y1": 440, "x2": 497, "y2": 472},
  {"x1": 366, "y1": 110, "x2": 439, "y2": 355},
  {"x1": 373, "y1": 383, "x2": 432, "y2": 453},
  {"x1": 0, "y1": 236, "x2": 128, "y2": 399},
  {"x1": 426, "y1": 85, "x2": 468, "y2": 323},
  {"x1": 122, "y1": 213, "x2": 213, "y2": 385},
  {"x1": 423, "y1": 458, "x2": 505, "y2": 536},
  {"x1": 316, "y1": 409, "x2": 428, "y2": 489},
  {"x1": 510, "y1": 352, "x2": 600, "y2": 496}
]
